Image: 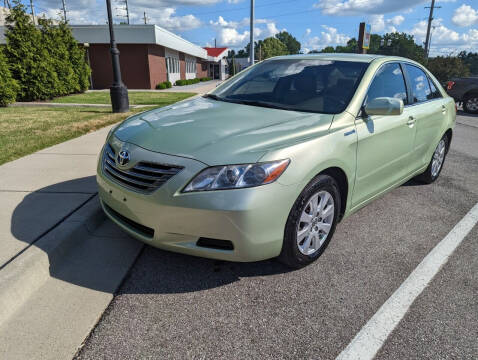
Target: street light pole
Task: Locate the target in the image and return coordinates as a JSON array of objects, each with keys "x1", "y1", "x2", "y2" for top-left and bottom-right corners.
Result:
[
  {"x1": 250, "y1": 0, "x2": 254, "y2": 66},
  {"x1": 106, "y1": 0, "x2": 129, "y2": 113}
]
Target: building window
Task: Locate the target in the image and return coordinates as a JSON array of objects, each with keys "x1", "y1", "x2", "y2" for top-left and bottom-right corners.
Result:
[
  {"x1": 186, "y1": 59, "x2": 196, "y2": 74},
  {"x1": 166, "y1": 57, "x2": 179, "y2": 74}
]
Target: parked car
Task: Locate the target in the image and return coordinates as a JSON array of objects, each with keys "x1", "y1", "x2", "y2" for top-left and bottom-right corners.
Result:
[
  {"x1": 446, "y1": 76, "x2": 478, "y2": 113},
  {"x1": 97, "y1": 54, "x2": 455, "y2": 268}
]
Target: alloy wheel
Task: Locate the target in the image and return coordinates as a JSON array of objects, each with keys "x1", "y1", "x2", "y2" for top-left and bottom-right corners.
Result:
[
  {"x1": 296, "y1": 190, "x2": 334, "y2": 256},
  {"x1": 466, "y1": 97, "x2": 478, "y2": 111},
  {"x1": 431, "y1": 139, "x2": 446, "y2": 177}
]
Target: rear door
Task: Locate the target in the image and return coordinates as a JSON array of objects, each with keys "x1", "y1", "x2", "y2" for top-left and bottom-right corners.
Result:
[
  {"x1": 403, "y1": 63, "x2": 448, "y2": 171},
  {"x1": 352, "y1": 62, "x2": 416, "y2": 207}
]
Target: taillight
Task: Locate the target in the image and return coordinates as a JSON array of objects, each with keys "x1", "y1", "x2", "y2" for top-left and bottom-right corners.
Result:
[{"x1": 447, "y1": 81, "x2": 455, "y2": 90}]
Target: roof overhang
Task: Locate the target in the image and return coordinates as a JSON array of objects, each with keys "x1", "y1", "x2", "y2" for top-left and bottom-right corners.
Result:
[{"x1": 0, "y1": 24, "x2": 208, "y2": 59}]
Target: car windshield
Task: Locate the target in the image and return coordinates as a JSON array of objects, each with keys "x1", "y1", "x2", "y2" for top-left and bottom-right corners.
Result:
[{"x1": 211, "y1": 59, "x2": 368, "y2": 114}]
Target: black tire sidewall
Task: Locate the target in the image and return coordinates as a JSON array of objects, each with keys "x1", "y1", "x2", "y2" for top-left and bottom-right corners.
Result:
[
  {"x1": 420, "y1": 134, "x2": 449, "y2": 184},
  {"x1": 280, "y1": 175, "x2": 341, "y2": 268}
]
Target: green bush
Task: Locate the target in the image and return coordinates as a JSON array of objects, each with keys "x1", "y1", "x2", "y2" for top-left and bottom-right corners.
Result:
[
  {"x1": 156, "y1": 82, "x2": 167, "y2": 89},
  {"x1": 165, "y1": 81, "x2": 172, "y2": 88},
  {"x1": 4, "y1": 1, "x2": 60, "y2": 101},
  {"x1": 175, "y1": 78, "x2": 204, "y2": 86},
  {"x1": 3, "y1": 1, "x2": 91, "y2": 101},
  {"x1": 0, "y1": 49, "x2": 19, "y2": 106},
  {"x1": 199, "y1": 77, "x2": 212, "y2": 82}
]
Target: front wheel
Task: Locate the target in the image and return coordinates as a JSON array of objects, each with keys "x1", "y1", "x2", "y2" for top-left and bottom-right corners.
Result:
[
  {"x1": 278, "y1": 175, "x2": 341, "y2": 268},
  {"x1": 416, "y1": 135, "x2": 449, "y2": 184},
  {"x1": 463, "y1": 94, "x2": 478, "y2": 114}
]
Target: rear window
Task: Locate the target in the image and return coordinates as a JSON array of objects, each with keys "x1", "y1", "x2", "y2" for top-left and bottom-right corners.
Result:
[{"x1": 213, "y1": 59, "x2": 368, "y2": 114}]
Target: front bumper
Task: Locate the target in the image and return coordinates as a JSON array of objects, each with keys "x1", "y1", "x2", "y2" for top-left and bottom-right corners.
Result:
[{"x1": 97, "y1": 140, "x2": 300, "y2": 262}]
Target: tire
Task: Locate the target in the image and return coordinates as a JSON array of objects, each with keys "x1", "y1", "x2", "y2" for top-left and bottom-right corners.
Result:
[
  {"x1": 463, "y1": 94, "x2": 478, "y2": 114},
  {"x1": 278, "y1": 174, "x2": 341, "y2": 268},
  {"x1": 416, "y1": 134, "x2": 449, "y2": 184}
]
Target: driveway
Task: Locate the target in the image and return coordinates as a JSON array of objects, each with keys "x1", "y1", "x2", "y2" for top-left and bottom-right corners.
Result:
[{"x1": 76, "y1": 112, "x2": 478, "y2": 359}]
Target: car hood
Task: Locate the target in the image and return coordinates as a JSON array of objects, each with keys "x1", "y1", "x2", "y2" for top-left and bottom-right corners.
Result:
[{"x1": 113, "y1": 97, "x2": 334, "y2": 165}]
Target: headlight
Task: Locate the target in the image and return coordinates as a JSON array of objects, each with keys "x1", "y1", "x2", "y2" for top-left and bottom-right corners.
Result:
[{"x1": 183, "y1": 159, "x2": 290, "y2": 192}]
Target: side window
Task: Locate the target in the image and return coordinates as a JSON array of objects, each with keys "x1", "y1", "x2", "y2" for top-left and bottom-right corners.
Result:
[
  {"x1": 366, "y1": 63, "x2": 408, "y2": 105},
  {"x1": 427, "y1": 76, "x2": 442, "y2": 99},
  {"x1": 405, "y1": 64, "x2": 431, "y2": 103}
]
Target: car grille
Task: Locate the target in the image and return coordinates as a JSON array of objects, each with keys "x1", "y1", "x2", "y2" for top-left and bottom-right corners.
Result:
[{"x1": 102, "y1": 143, "x2": 183, "y2": 193}]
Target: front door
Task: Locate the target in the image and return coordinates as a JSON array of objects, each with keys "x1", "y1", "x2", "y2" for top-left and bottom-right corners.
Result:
[{"x1": 352, "y1": 63, "x2": 416, "y2": 207}]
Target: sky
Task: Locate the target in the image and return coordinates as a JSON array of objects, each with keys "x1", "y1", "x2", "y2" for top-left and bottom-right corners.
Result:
[{"x1": 28, "y1": 0, "x2": 478, "y2": 56}]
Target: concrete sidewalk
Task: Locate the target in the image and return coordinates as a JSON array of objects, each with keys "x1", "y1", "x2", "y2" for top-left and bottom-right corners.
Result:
[{"x1": 0, "y1": 125, "x2": 143, "y2": 359}]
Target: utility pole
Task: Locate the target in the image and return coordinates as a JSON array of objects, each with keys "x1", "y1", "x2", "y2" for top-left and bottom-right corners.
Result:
[
  {"x1": 106, "y1": 0, "x2": 129, "y2": 112},
  {"x1": 115, "y1": 0, "x2": 130, "y2": 24},
  {"x1": 61, "y1": 0, "x2": 67, "y2": 22},
  {"x1": 143, "y1": 11, "x2": 148, "y2": 24},
  {"x1": 424, "y1": 0, "x2": 440, "y2": 59},
  {"x1": 29, "y1": 0, "x2": 35, "y2": 24},
  {"x1": 214, "y1": 38, "x2": 217, "y2": 47},
  {"x1": 250, "y1": 0, "x2": 254, "y2": 66},
  {"x1": 4, "y1": 0, "x2": 11, "y2": 9}
]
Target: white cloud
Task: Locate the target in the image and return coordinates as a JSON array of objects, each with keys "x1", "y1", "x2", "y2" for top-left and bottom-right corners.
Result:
[
  {"x1": 314, "y1": 0, "x2": 427, "y2": 15},
  {"x1": 304, "y1": 25, "x2": 350, "y2": 50},
  {"x1": 369, "y1": 14, "x2": 404, "y2": 33},
  {"x1": 410, "y1": 18, "x2": 478, "y2": 55},
  {"x1": 209, "y1": 15, "x2": 282, "y2": 47},
  {"x1": 452, "y1": 4, "x2": 478, "y2": 27}
]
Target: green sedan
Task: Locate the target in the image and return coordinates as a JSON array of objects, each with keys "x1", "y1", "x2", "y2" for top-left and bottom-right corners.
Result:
[{"x1": 97, "y1": 54, "x2": 455, "y2": 268}]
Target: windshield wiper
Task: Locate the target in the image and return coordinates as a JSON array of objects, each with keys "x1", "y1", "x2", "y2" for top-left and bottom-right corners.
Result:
[
  {"x1": 232, "y1": 99, "x2": 289, "y2": 111},
  {"x1": 203, "y1": 94, "x2": 224, "y2": 101}
]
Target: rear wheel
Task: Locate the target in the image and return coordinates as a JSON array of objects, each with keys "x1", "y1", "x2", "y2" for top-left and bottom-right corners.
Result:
[
  {"x1": 463, "y1": 94, "x2": 478, "y2": 114},
  {"x1": 279, "y1": 175, "x2": 340, "y2": 268},
  {"x1": 416, "y1": 134, "x2": 449, "y2": 184}
]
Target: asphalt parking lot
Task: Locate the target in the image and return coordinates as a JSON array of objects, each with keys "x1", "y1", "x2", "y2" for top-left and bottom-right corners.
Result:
[{"x1": 76, "y1": 112, "x2": 478, "y2": 360}]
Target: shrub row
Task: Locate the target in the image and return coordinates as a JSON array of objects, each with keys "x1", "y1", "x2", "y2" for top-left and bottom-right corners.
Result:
[
  {"x1": 174, "y1": 77, "x2": 212, "y2": 86},
  {"x1": 0, "y1": 1, "x2": 91, "y2": 106},
  {"x1": 156, "y1": 81, "x2": 172, "y2": 89}
]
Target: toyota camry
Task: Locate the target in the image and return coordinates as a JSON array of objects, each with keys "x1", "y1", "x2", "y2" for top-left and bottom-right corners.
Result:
[{"x1": 97, "y1": 54, "x2": 455, "y2": 268}]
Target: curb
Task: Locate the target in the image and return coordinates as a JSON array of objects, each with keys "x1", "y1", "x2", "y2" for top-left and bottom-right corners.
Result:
[{"x1": 0, "y1": 195, "x2": 106, "y2": 326}]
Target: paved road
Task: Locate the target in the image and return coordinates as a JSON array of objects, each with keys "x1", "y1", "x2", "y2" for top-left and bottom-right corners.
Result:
[{"x1": 77, "y1": 113, "x2": 478, "y2": 360}]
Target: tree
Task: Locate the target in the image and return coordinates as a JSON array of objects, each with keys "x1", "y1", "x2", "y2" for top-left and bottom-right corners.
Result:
[
  {"x1": 39, "y1": 18, "x2": 76, "y2": 96},
  {"x1": 374, "y1": 32, "x2": 426, "y2": 64},
  {"x1": 61, "y1": 22, "x2": 91, "y2": 92},
  {"x1": 458, "y1": 51, "x2": 478, "y2": 75},
  {"x1": 427, "y1": 56, "x2": 470, "y2": 82},
  {"x1": 275, "y1": 31, "x2": 301, "y2": 54},
  {"x1": 259, "y1": 37, "x2": 288, "y2": 59},
  {"x1": 4, "y1": 0, "x2": 60, "y2": 100},
  {"x1": 0, "y1": 49, "x2": 19, "y2": 106},
  {"x1": 319, "y1": 46, "x2": 335, "y2": 53}
]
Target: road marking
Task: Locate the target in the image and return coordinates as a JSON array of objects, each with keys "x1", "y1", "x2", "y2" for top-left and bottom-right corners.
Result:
[{"x1": 336, "y1": 202, "x2": 478, "y2": 360}]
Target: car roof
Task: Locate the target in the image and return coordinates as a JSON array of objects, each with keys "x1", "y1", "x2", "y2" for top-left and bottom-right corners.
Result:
[{"x1": 268, "y1": 53, "x2": 406, "y2": 63}]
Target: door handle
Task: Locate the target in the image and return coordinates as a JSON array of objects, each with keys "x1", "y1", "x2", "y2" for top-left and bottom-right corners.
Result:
[
  {"x1": 442, "y1": 105, "x2": 447, "y2": 113},
  {"x1": 406, "y1": 116, "x2": 416, "y2": 127}
]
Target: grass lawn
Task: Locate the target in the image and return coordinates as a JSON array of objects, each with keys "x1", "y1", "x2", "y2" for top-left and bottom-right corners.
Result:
[
  {"x1": 0, "y1": 106, "x2": 141, "y2": 165},
  {"x1": 50, "y1": 91, "x2": 195, "y2": 106}
]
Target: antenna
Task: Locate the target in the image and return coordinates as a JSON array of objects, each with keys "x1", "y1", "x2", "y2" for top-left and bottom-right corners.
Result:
[
  {"x1": 143, "y1": 11, "x2": 150, "y2": 24},
  {"x1": 115, "y1": 0, "x2": 130, "y2": 24}
]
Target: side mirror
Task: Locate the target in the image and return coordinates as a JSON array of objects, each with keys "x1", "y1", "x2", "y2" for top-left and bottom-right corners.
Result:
[{"x1": 364, "y1": 97, "x2": 404, "y2": 116}]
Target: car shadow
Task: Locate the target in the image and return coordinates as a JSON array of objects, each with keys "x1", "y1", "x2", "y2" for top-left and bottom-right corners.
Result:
[{"x1": 10, "y1": 176, "x2": 291, "y2": 295}]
